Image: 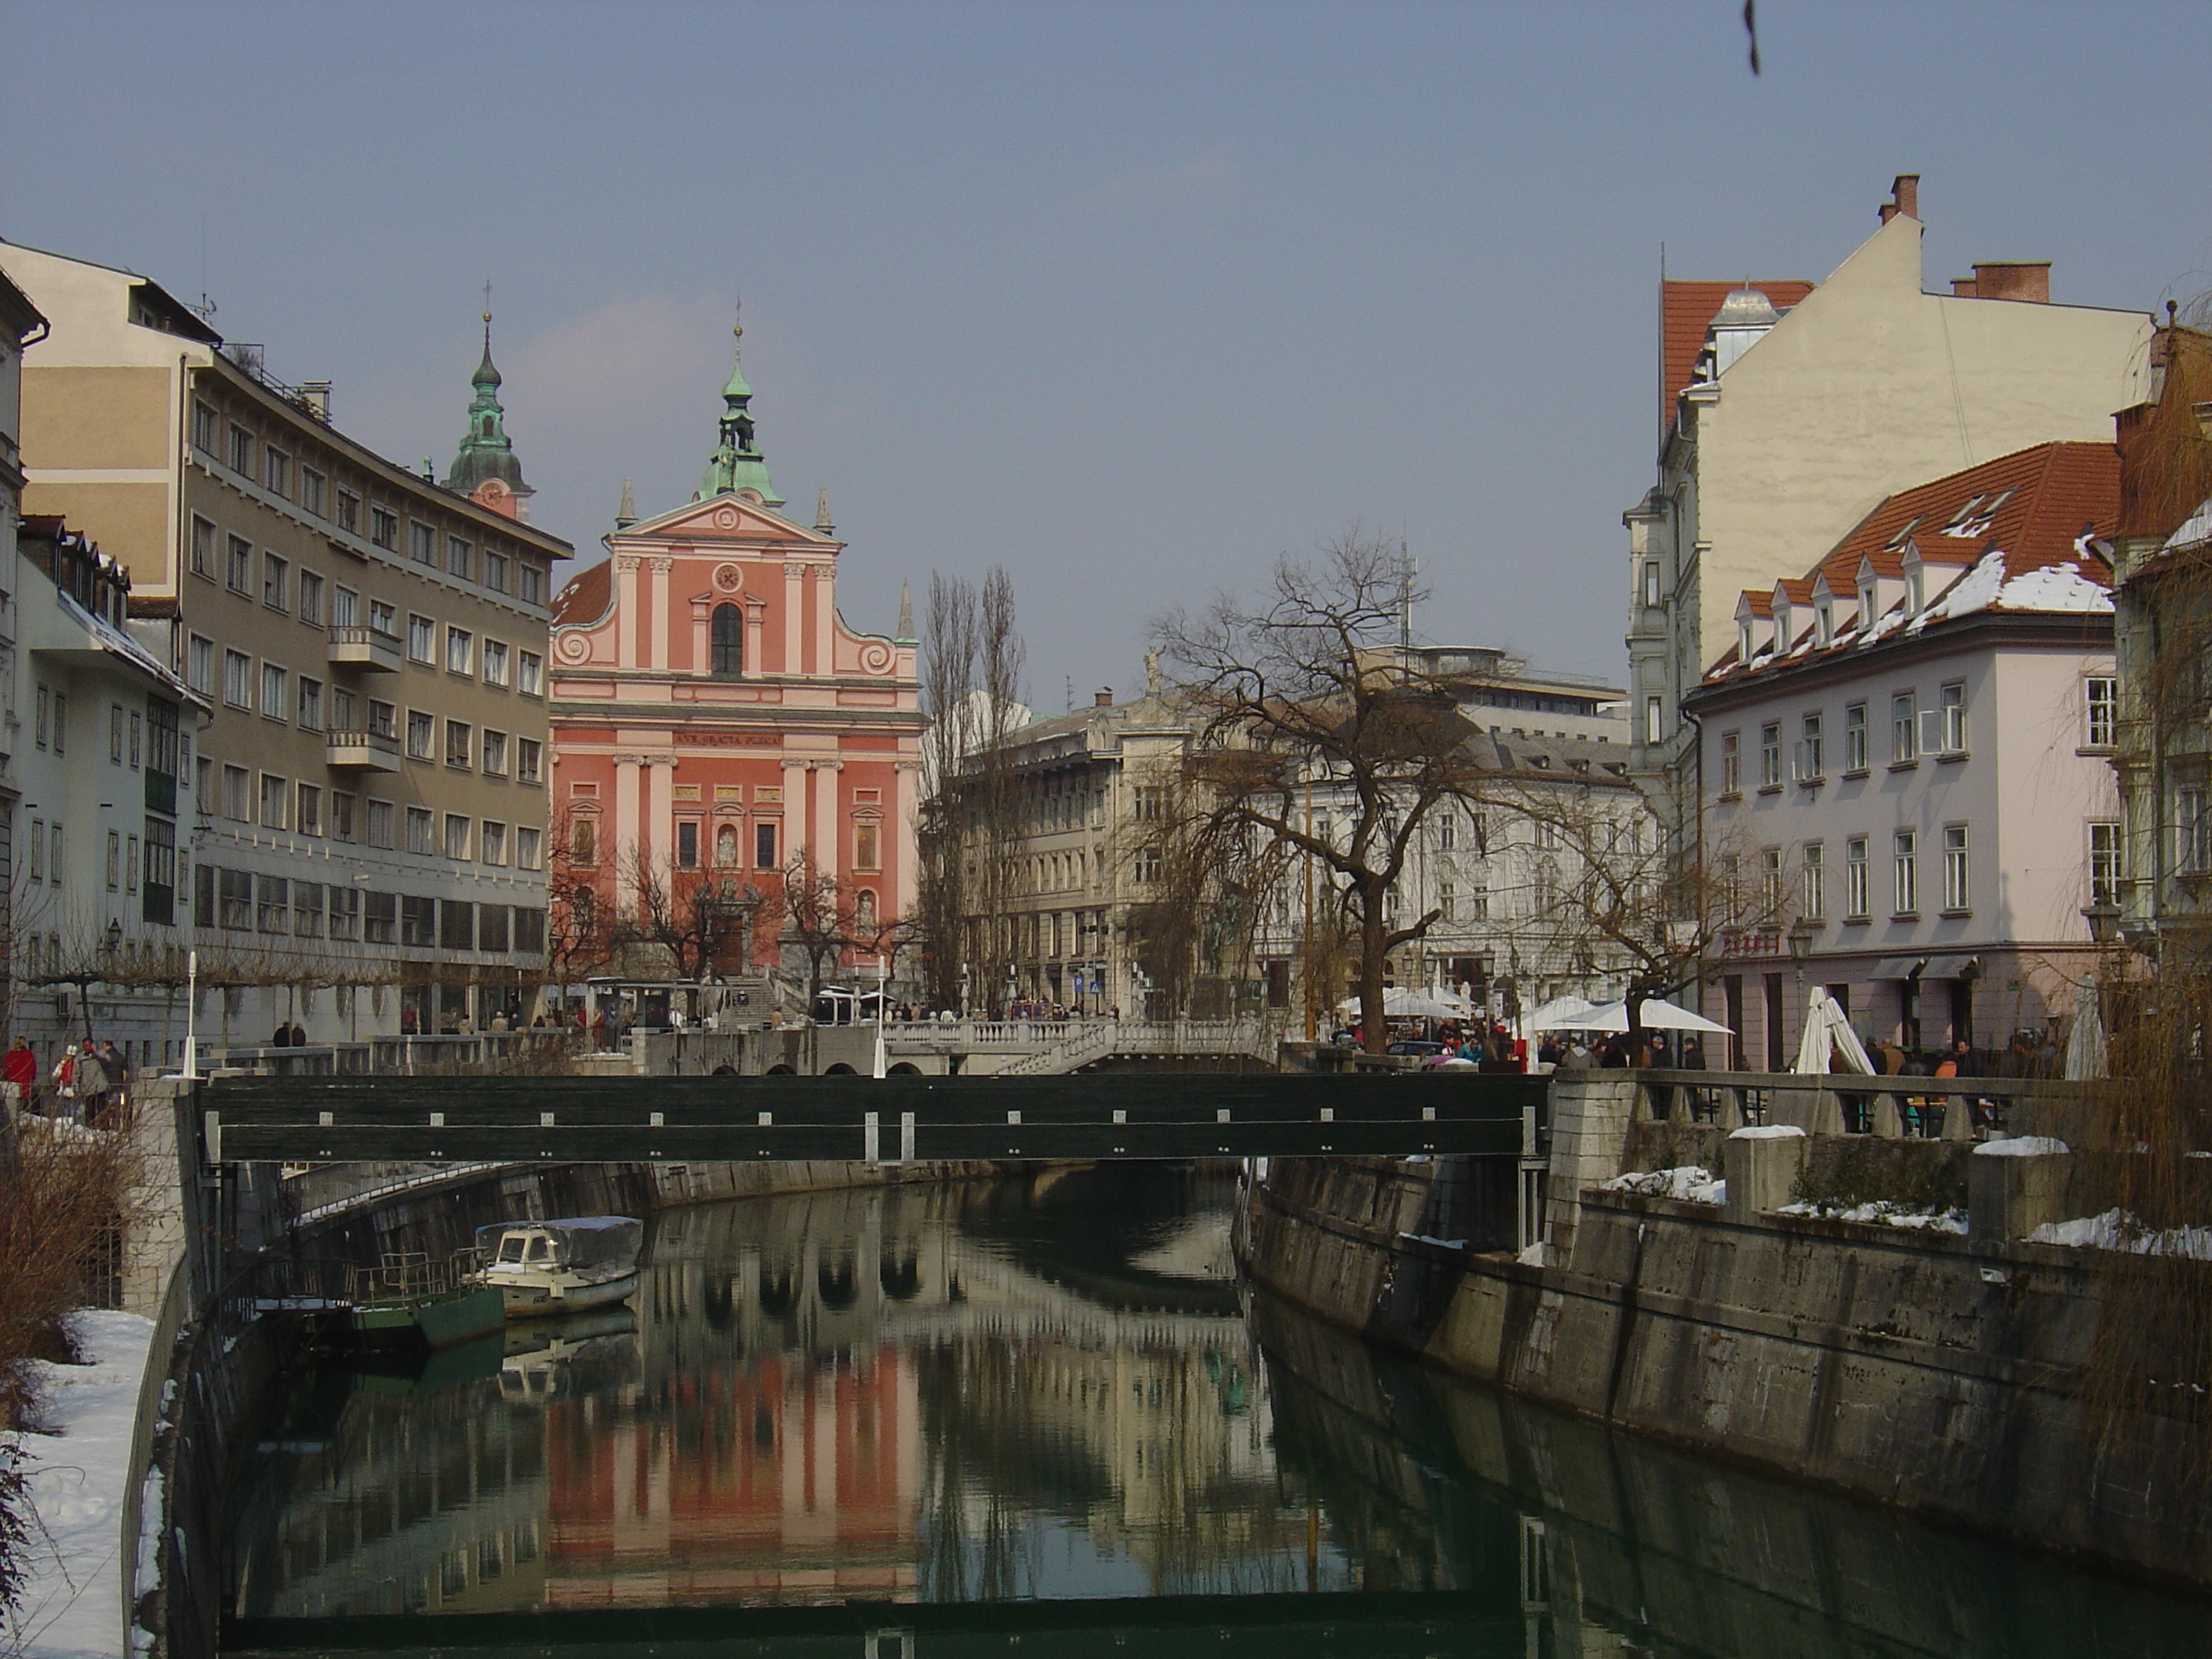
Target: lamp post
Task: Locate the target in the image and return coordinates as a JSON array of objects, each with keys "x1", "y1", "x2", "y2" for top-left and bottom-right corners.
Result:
[{"x1": 1786, "y1": 919, "x2": 1817, "y2": 984}]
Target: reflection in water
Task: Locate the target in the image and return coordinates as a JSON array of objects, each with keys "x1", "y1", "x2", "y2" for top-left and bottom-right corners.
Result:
[{"x1": 227, "y1": 1167, "x2": 2211, "y2": 1657}]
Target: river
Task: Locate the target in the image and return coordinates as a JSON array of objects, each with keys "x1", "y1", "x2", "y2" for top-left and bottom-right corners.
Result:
[{"x1": 224, "y1": 1164, "x2": 2209, "y2": 1656}]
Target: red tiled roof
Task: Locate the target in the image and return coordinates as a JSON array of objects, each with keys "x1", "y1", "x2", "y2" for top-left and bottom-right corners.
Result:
[
  {"x1": 554, "y1": 557, "x2": 611, "y2": 628},
  {"x1": 1661, "y1": 279, "x2": 1816, "y2": 435}
]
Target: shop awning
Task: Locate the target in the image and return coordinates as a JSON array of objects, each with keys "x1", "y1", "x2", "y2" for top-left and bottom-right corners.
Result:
[
  {"x1": 1920, "y1": 955, "x2": 1980, "y2": 981},
  {"x1": 1871, "y1": 956, "x2": 1927, "y2": 979}
]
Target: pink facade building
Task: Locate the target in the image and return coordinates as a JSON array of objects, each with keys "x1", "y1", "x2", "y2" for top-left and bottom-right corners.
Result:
[{"x1": 548, "y1": 324, "x2": 923, "y2": 975}]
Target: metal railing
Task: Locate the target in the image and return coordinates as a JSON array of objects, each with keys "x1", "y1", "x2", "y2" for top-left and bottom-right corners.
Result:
[{"x1": 1624, "y1": 1068, "x2": 2096, "y2": 1141}]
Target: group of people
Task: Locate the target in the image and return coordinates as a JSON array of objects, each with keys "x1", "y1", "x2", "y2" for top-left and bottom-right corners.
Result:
[
  {"x1": 3, "y1": 1036, "x2": 131, "y2": 1126},
  {"x1": 1544, "y1": 1031, "x2": 1708, "y2": 1071}
]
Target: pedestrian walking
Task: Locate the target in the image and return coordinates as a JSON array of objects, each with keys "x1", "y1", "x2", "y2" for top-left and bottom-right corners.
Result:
[
  {"x1": 3, "y1": 1038, "x2": 37, "y2": 1114},
  {"x1": 71, "y1": 1041, "x2": 112, "y2": 1126}
]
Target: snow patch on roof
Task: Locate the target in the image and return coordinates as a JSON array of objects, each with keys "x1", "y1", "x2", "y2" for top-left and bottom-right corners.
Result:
[
  {"x1": 2163, "y1": 498, "x2": 2212, "y2": 553},
  {"x1": 1997, "y1": 562, "x2": 2112, "y2": 614}
]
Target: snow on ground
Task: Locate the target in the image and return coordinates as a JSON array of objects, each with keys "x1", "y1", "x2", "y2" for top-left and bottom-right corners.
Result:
[
  {"x1": 2027, "y1": 1208, "x2": 2212, "y2": 1260},
  {"x1": 3, "y1": 1309, "x2": 155, "y2": 1659},
  {"x1": 1778, "y1": 1199, "x2": 1969, "y2": 1235},
  {"x1": 1601, "y1": 1166, "x2": 1725, "y2": 1205}
]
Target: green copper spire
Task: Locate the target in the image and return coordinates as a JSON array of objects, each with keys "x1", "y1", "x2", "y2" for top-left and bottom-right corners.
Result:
[
  {"x1": 442, "y1": 286, "x2": 533, "y2": 506},
  {"x1": 696, "y1": 303, "x2": 783, "y2": 507}
]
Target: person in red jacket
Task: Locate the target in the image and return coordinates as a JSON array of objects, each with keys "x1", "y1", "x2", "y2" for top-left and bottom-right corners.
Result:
[{"x1": 3, "y1": 1038, "x2": 36, "y2": 1114}]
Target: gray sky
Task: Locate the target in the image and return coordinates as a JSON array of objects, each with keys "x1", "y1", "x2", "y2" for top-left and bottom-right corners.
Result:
[{"x1": 8, "y1": 2, "x2": 2210, "y2": 708}]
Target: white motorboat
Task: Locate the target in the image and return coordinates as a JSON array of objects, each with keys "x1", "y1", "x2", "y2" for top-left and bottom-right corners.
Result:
[{"x1": 472, "y1": 1215, "x2": 642, "y2": 1318}]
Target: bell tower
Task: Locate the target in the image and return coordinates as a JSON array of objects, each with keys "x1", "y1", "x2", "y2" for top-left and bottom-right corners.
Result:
[{"x1": 443, "y1": 285, "x2": 535, "y2": 520}]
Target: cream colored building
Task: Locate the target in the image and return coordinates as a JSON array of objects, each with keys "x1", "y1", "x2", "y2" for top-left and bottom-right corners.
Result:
[
  {"x1": 1, "y1": 241, "x2": 572, "y2": 1047},
  {"x1": 1627, "y1": 175, "x2": 2152, "y2": 839}
]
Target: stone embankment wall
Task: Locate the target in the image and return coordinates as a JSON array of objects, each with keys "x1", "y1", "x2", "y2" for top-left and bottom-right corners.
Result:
[{"x1": 1243, "y1": 1076, "x2": 2212, "y2": 1592}]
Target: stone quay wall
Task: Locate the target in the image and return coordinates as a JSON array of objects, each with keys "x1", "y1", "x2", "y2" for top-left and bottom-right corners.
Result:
[{"x1": 1243, "y1": 1075, "x2": 2212, "y2": 1593}]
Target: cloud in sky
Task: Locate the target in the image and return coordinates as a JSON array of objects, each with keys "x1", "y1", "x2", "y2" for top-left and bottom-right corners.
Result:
[{"x1": 1094, "y1": 142, "x2": 1237, "y2": 208}]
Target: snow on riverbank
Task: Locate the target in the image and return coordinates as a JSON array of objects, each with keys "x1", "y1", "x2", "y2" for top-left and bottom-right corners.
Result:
[
  {"x1": 1778, "y1": 1199, "x2": 1969, "y2": 1234},
  {"x1": 1601, "y1": 1166, "x2": 1725, "y2": 1205},
  {"x1": 3, "y1": 1309, "x2": 154, "y2": 1659}
]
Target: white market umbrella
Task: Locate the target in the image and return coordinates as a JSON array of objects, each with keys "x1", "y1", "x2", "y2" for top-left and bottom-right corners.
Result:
[
  {"x1": 1578, "y1": 998, "x2": 1734, "y2": 1035},
  {"x1": 1334, "y1": 987, "x2": 1471, "y2": 1022},
  {"x1": 1524, "y1": 996, "x2": 1599, "y2": 1032},
  {"x1": 1792, "y1": 986, "x2": 1875, "y2": 1075},
  {"x1": 2064, "y1": 981, "x2": 2107, "y2": 1080}
]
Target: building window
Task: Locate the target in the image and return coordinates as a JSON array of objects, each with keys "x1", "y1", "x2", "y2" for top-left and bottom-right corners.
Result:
[
  {"x1": 1894, "y1": 830, "x2": 1918, "y2": 914},
  {"x1": 1802, "y1": 842, "x2": 1825, "y2": 921},
  {"x1": 33, "y1": 684, "x2": 47, "y2": 750},
  {"x1": 481, "y1": 730, "x2": 507, "y2": 775},
  {"x1": 297, "y1": 569, "x2": 323, "y2": 626},
  {"x1": 445, "y1": 627, "x2": 473, "y2": 675},
  {"x1": 328, "y1": 887, "x2": 359, "y2": 940},
  {"x1": 2080, "y1": 675, "x2": 2118, "y2": 750},
  {"x1": 1642, "y1": 561, "x2": 1661, "y2": 607},
  {"x1": 364, "y1": 890, "x2": 397, "y2": 944},
  {"x1": 445, "y1": 719, "x2": 472, "y2": 769},
  {"x1": 515, "y1": 825, "x2": 542, "y2": 870},
  {"x1": 265, "y1": 447, "x2": 290, "y2": 498},
  {"x1": 224, "y1": 650, "x2": 252, "y2": 708},
  {"x1": 1939, "y1": 681, "x2": 1967, "y2": 754},
  {"x1": 483, "y1": 550, "x2": 509, "y2": 593},
  {"x1": 516, "y1": 737, "x2": 542, "y2": 784},
  {"x1": 1720, "y1": 730, "x2": 1739, "y2": 795},
  {"x1": 1891, "y1": 690, "x2": 1918, "y2": 762},
  {"x1": 482, "y1": 639, "x2": 509, "y2": 686},
  {"x1": 370, "y1": 506, "x2": 398, "y2": 550},
  {"x1": 365, "y1": 799, "x2": 395, "y2": 849},
  {"x1": 143, "y1": 819, "x2": 175, "y2": 926},
  {"x1": 446, "y1": 536, "x2": 473, "y2": 579},
  {"x1": 1758, "y1": 722, "x2": 1781, "y2": 788},
  {"x1": 259, "y1": 772, "x2": 288, "y2": 830},
  {"x1": 1843, "y1": 701, "x2": 1867, "y2": 771},
  {"x1": 518, "y1": 562, "x2": 546, "y2": 606},
  {"x1": 109, "y1": 703, "x2": 124, "y2": 765},
  {"x1": 106, "y1": 830, "x2": 119, "y2": 891},
  {"x1": 258, "y1": 876, "x2": 290, "y2": 935},
  {"x1": 2090, "y1": 820, "x2": 2122, "y2": 905},
  {"x1": 481, "y1": 821, "x2": 508, "y2": 866},
  {"x1": 406, "y1": 614, "x2": 434, "y2": 663},
  {"x1": 402, "y1": 895, "x2": 437, "y2": 947},
  {"x1": 853, "y1": 819, "x2": 881, "y2": 871},
  {"x1": 292, "y1": 882, "x2": 323, "y2": 938},
  {"x1": 260, "y1": 661, "x2": 288, "y2": 719},
  {"x1": 676, "y1": 820, "x2": 699, "y2": 868},
  {"x1": 404, "y1": 710, "x2": 433, "y2": 760},
  {"x1": 409, "y1": 521, "x2": 436, "y2": 565},
  {"x1": 1798, "y1": 712, "x2": 1823, "y2": 781},
  {"x1": 300, "y1": 467, "x2": 325, "y2": 516},
  {"x1": 1845, "y1": 835, "x2": 1869, "y2": 919},
  {"x1": 227, "y1": 423, "x2": 254, "y2": 475},
  {"x1": 51, "y1": 692, "x2": 63, "y2": 754},
  {"x1": 222, "y1": 764, "x2": 250, "y2": 821},
  {"x1": 444, "y1": 813, "x2": 472, "y2": 860},
  {"x1": 754, "y1": 820, "x2": 777, "y2": 868},
  {"x1": 190, "y1": 515, "x2": 215, "y2": 579},
  {"x1": 218, "y1": 868, "x2": 252, "y2": 929},
  {"x1": 296, "y1": 677, "x2": 323, "y2": 731},
  {"x1": 331, "y1": 791, "x2": 356, "y2": 842},
  {"x1": 1644, "y1": 696, "x2": 1663, "y2": 745},
  {"x1": 226, "y1": 534, "x2": 252, "y2": 593},
  {"x1": 125, "y1": 835, "x2": 139, "y2": 892},
  {"x1": 336, "y1": 489, "x2": 361, "y2": 533},
  {"x1": 405, "y1": 806, "x2": 434, "y2": 854},
  {"x1": 1942, "y1": 824, "x2": 1970, "y2": 911},
  {"x1": 297, "y1": 783, "x2": 322, "y2": 836},
  {"x1": 26, "y1": 818, "x2": 41, "y2": 882},
  {"x1": 369, "y1": 597, "x2": 398, "y2": 640},
  {"x1": 190, "y1": 401, "x2": 217, "y2": 453},
  {"x1": 2179, "y1": 789, "x2": 2208, "y2": 875},
  {"x1": 518, "y1": 650, "x2": 543, "y2": 696},
  {"x1": 711, "y1": 603, "x2": 743, "y2": 675},
  {"x1": 368, "y1": 698, "x2": 397, "y2": 740},
  {"x1": 1761, "y1": 846, "x2": 1784, "y2": 917}
]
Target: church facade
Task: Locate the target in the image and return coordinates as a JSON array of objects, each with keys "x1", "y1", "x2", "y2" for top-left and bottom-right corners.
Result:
[{"x1": 548, "y1": 323, "x2": 923, "y2": 985}]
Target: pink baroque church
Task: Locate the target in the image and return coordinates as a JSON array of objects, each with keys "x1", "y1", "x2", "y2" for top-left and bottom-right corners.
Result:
[{"x1": 548, "y1": 317, "x2": 923, "y2": 976}]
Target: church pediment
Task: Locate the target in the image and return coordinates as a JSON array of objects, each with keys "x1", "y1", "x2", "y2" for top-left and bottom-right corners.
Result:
[{"x1": 618, "y1": 492, "x2": 836, "y2": 550}]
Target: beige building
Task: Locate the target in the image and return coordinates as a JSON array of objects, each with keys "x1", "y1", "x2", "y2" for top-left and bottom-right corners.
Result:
[
  {"x1": 1627, "y1": 175, "x2": 2152, "y2": 838},
  {"x1": 1, "y1": 240, "x2": 572, "y2": 1047}
]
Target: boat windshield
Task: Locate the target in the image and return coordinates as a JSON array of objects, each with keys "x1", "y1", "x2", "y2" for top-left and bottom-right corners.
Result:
[
  {"x1": 498, "y1": 1235, "x2": 530, "y2": 1264},
  {"x1": 527, "y1": 1236, "x2": 559, "y2": 1264}
]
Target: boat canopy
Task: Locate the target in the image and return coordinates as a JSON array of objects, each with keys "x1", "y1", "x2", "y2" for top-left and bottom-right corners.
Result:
[{"x1": 476, "y1": 1215, "x2": 642, "y2": 1269}]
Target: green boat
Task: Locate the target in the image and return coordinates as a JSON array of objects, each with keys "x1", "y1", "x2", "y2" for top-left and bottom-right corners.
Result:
[{"x1": 345, "y1": 1253, "x2": 505, "y2": 1351}]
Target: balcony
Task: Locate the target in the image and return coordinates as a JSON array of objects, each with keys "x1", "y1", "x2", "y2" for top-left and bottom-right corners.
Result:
[
  {"x1": 327, "y1": 626, "x2": 402, "y2": 672},
  {"x1": 325, "y1": 727, "x2": 402, "y2": 771}
]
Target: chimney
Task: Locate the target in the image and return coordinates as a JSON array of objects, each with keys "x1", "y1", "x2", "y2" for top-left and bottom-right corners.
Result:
[
  {"x1": 297, "y1": 380, "x2": 332, "y2": 421},
  {"x1": 1969, "y1": 262, "x2": 2051, "y2": 304},
  {"x1": 1093, "y1": 688, "x2": 1113, "y2": 707},
  {"x1": 1950, "y1": 277, "x2": 1978, "y2": 297},
  {"x1": 1878, "y1": 173, "x2": 1920, "y2": 224}
]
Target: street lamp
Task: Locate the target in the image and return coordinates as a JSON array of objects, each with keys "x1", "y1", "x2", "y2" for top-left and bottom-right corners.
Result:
[
  {"x1": 2081, "y1": 898, "x2": 2122, "y2": 946},
  {"x1": 1786, "y1": 919, "x2": 1818, "y2": 982}
]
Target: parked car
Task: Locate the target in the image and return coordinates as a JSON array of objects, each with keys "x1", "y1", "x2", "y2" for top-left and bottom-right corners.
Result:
[{"x1": 1386, "y1": 1039, "x2": 1445, "y2": 1057}]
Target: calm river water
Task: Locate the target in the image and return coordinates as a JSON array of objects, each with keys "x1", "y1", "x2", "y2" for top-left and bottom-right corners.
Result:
[{"x1": 226, "y1": 1166, "x2": 2209, "y2": 1657}]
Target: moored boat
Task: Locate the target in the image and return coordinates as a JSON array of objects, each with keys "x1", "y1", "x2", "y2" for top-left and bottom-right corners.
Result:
[
  {"x1": 342, "y1": 1253, "x2": 506, "y2": 1351},
  {"x1": 471, "y1": 1215, "x2": 642, "y2": 1318}
]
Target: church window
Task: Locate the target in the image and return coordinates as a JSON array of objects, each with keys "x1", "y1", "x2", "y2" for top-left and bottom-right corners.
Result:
[
  {"x1": 677, "y1": 822, "x2": 700, "y2": 869},
  {"x1": 755, "y1": 821, "x2": 778, "y2": 869},
  {"x1": 711, "y1": 603, "x2": 744, "y2": 676},
  {"x1": 481, "y1": 415, "x2": 495, "y2": 439},
  {"x1": 854, "y1": 821, "x2": 881, "y2": 872}
]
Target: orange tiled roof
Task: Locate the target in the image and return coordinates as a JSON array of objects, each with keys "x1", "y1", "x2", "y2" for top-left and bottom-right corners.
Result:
[
  {"x1": 1708, "y1": 441, "x2": 2120, "y2": 683},
  {"x1": 1662, "y1": 279, "x2": 1816, "y2": 435},
  {"x1": 554, "y1": 557, "x2": 611, "y2": 629}
]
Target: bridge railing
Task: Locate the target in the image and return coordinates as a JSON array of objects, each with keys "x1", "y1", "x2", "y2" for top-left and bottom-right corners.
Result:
[{"x1": 1625, "y1": 1068, "x2": 2098, "y2": 1140}]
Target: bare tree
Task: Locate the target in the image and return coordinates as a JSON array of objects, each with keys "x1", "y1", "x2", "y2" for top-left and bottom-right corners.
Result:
[
  {"x1": 617, "y1": 848, "x2": 765, "y2": 983},
  {"x1": 777, "y1": 851, "x2": 858, "y2": 1008},
  {"x1": 1150, "y1": 531, "x2": 1493, "y2": 1053},
  {"x1": 545, "y1": 805, "x2": 614, "y2": 983}
]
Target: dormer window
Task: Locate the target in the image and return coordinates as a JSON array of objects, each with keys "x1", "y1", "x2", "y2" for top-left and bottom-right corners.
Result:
[
  {"x1": 1858, "y1": 578, "x2": 1877, "y2": 626},
  {"x1": 1883, "y1": 515, "x2": 1924, "y2": 552},
  {"x1": 1773, "y1": 602, "x2": 1792, "y2": 652},
  {"x1": 1944, "y1": 489, "x2": 2013, "y2": 539},
  {"x1": 1814, "y1": 599, "x2": 1833, "y2": 647},
  {"x1": 1738, "y1": 620, "x2": 1755, "y2": 663},
  {"x1": 1908, "y1": 565, "x2": 1925, "y2": 614}
]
